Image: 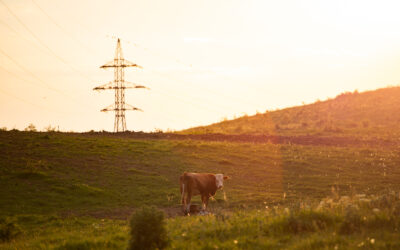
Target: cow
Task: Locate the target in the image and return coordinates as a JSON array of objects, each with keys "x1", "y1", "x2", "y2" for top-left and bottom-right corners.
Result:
[{"x1": 180, "y1": 172, "x2": 229, "y2": 215}]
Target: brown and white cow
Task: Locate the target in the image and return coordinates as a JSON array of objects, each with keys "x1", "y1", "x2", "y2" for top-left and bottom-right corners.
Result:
[{"x1": 180, "y1": 172, "x2": 229, "y2": 215}]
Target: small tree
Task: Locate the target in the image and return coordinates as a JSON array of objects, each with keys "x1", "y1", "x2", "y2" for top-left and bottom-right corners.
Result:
[
  {"x1": 128, "y1": 206, "x2": 169, "y2": 250},
  {"x1": 24, "y1": 123, "x2": 37, "y2": 132},
  {"x1": 44, "y1": 124, "x2": 56, "y2": 132}
]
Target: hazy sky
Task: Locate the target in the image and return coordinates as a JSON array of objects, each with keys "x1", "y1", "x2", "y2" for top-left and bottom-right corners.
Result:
[{"x1": 1, "y1": 0, "x2": 400, "y2": 132}]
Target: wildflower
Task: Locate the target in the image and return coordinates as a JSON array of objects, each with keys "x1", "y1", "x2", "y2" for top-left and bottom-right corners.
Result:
[
  {"x1": 370, "y1": 238, "x2": 375, "y2": 244},
  {"x1": 233, "y1": 240, "x2": 238, "y2": 244},
  {"x1": 181, "y1": 232, "x2": 186, "y2": 237}
]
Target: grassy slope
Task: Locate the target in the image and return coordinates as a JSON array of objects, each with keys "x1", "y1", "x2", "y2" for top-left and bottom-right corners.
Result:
[
  {"x1": 182, "y1": 86, "x2": 400, "y2": 139},
  {"x1": 1, "y1": 131, "x2": 400, "y2": 248},
  {"x1": 1, "y1": 131, "x2": 400, "y2": 217}
]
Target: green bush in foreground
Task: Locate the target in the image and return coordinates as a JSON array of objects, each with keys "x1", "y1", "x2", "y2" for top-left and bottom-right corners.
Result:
[
  {"x1": 128, "y1": 206, "x2": 169, "y2": 250},
  {"x1": 0, "y1": 217, "x2": 21, "y2": 242}
]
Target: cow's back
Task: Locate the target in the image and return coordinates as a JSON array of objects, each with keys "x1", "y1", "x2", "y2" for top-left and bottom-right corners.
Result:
[{"x1": 181, "y1": 172, "x2": 217, "y2": 196}]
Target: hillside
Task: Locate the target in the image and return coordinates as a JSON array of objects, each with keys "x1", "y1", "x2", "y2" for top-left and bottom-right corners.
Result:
[
  {"x1": 1, "y1": 131, "x2": 400, "y2": 248},
  {"x1": 182, "y1": 86, "x2": 400, "y2": 139},
  {"x1": 1, "y1": 130, "x2": 399, "y2": 218}
]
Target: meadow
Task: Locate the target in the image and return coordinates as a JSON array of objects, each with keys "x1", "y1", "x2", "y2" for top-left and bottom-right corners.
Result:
[{"x1": 0, "y1": 130, "x2": 400, "y2": 249}]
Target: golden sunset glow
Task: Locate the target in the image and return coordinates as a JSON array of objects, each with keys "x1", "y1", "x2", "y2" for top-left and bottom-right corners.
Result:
[{"x1": 1, "y1": 0, "x2": 400, "y2": 131}]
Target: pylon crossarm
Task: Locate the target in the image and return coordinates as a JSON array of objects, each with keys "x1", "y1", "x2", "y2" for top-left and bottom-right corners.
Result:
[
  {"x1": 100, "y1": 104, "x2": 143, "y2": 112},
  {"x1": 93, "y1": 81, "x2": 114, "y2": 90},
  {"x1": 100, "y1": 59, "x2": 141, "y2": 68},
  {"x1": 121, "y1": 59, "x2": 141, "y2": 68},
  {"x1": 100, "y1": 104, "x2": 115, "y2": 112},
  {"x1": 125, "y1": 103, "x2": 143, "y2": 111},
  {"x1": 95, "y1": 38, "x2": 147, "y2": 132},
  {"x1": 94, "y1": 81, "x2": 148, "y2": 90},
  {"x1": 124, "y1": 81, "x2": 149, "y2": 89}
]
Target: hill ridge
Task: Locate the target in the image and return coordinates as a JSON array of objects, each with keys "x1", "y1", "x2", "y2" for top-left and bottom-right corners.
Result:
[{"x1": 182, "y1": 86, "x2": 400, "y2": 139}]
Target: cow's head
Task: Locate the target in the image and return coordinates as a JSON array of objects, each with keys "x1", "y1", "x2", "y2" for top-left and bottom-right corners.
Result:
[{"x1": 215, "y1": 174, "x2": 230, "y2": 189}]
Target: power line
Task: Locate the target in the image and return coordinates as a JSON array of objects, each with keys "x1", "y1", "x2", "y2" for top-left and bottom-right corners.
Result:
[
  {"x1": 110, "y1": 36, "x2": 267, "y2": 109},
  {"x1": 0, "y1": 34, "x2": 218, "y2": 126},
  {"x1": 0, "y1": 87, "x2": 74, "y2": 115},
  {"x1": 0, "y1": 0, "x2": 95, "y2": 82},
  {"x1": 0, "y1": 18, "x2": 64, "y2": 63},
  {"x1": 30, "y1": 0, "x2": 97, "y2": 56},
  {"x1": 0, "y1": 47, "x2": 65, "y2": 94},
  {"x1": 0, "y1": 64, "x2": 46, "y2": 89},
  {"x1": 0, "y1": 48, "x2": 98, "y2": 110},
  {"x1": 0, "y1": 3, "x2": 264, "y2": 129}
]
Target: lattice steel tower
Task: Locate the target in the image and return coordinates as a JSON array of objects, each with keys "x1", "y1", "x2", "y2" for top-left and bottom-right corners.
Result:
[{"x1": 94, "y1": 38, "x2": 147, "y2": 132}]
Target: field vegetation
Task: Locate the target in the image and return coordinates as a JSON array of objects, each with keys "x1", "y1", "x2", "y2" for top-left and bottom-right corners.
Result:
[
  {"x1": 0, "y1": 129, "x2": 399, "y2": 248},
  {"x1": 182, "y1": 86, "x2": 400, "y2": 140}
]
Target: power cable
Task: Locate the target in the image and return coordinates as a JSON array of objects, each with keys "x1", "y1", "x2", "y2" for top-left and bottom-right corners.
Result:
[
  {"x1": 109, "y1": 36, "x2": 267, "y2": 109},
  {"x1": 0, "y1": 87, "x2": 75, "y2": 115},
  {"x1": 30, "y1": 0, "x2": 98, "y2": 56},
  {"x1": 0, "y1": 0, "x2": 95, "y2": 82},
  {"x1": 0, "y1": 48, "x2": 98, "y2": 109}
]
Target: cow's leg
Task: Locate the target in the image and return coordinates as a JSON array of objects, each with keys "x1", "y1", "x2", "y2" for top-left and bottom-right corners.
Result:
[
  {"x1": 181, "y1": 184, "x2": 187, "y2": 214},
  {"x1": 201, "y1": 195, "x2": 209, "y2": 211},
  {"x1": 186, "y1": 192, "x2": 192, "y2": 216}
]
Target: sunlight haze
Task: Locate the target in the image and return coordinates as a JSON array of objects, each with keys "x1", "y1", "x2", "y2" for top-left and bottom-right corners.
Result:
[{"x1": 1, "y1": 0, "x2": 400, "y2": 132}]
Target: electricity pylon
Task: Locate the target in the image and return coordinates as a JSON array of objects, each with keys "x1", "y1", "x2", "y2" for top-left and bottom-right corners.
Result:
[{"x1": 94, "y1": 38, "x2": 147, "y2": 132}]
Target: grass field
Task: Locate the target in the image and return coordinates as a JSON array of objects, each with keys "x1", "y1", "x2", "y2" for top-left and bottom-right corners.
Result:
[{"x1": 1, "y1": 130, "x2": 400, "y2": 248}]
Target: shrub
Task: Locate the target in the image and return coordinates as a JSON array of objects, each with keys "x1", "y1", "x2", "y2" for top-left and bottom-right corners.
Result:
[
  {"x1": 24, "y1": 123, "x2": 37, "y2": 132},
  {"x1": 0, "y1": 218, "x2": 21, "y2": 242},
  {"x1": 339, "y1": 210, "x2": 363, "y2": 234},
  {"x1": 128, "y1": 206, "x2": 169, "y2": 250},
  {"x1": 44, "y1": 125, "x2": 56, "y2": 132}
]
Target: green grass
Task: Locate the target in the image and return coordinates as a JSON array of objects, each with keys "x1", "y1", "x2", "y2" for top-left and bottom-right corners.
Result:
[
  {"x1": 0, "y1": 215, "x2": 128, "y2": 249},
  {"x1": 1, "y1": 130, "x2": 400, "y2": 248},
  {"x1": 2, "y1": 193, "x2": 400, "y2": 249}
]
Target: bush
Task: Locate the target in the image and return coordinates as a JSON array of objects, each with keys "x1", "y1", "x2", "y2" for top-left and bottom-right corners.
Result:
[
  {"x1": 128, "y1": 206, "x2": 169, "y2": 250},
  {"x1": 0, "y1": 218, "x2": 21, "y2": 242},
  {"x1": 24, "y1": 123, "x2": 37, "y2": 132},
  {"x1": 339, "y1": 210, "x2": 363, "y2": 234}
]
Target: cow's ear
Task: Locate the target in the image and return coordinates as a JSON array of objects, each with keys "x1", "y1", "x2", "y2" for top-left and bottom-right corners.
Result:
[{"x1": 224, "y1": 176, "x2": 230, "y2": 180}]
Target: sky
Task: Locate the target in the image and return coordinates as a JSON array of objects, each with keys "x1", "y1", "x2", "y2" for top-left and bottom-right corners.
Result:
[{"x1": 1, "y1": 0, "x2": 400, "y2": 132}]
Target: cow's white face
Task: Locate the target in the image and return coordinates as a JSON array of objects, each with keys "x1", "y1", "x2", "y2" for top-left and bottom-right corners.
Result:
[{"x1": 215, "y1": 174, "x2": 225, "y2": 189}]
